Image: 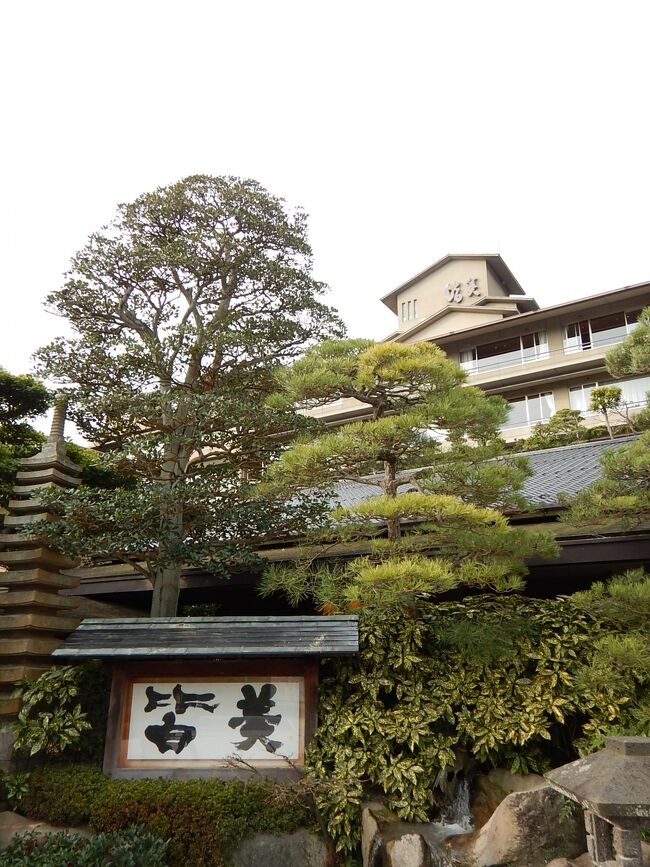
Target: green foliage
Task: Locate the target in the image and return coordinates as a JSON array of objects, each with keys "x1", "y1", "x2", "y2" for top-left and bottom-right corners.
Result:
[
  {"x1": 0, "y1": 369, "x2": 51, "y2": 428},
  {"x1": 9, "y1": 663, "x2": 110, "y2": 762},
  {"x1": 307, "y1": 595, "x2": 634, "y2": 854},
  {"x1": 22, "y1": 764, "x2": 108, "y2": 826},
  {"x1": 22, "y1": 764, "x2": 311, "y2": 867},
  {"x1": 65, "y1": 441, "x2": 138, "y2": 490},
  {"x1": 606, "y1": 306, "x2": 650, "y2": 377},
  {"x1": 0, "y1": 826, "x2": 168, "y2": 867},
  {"x1": 0, "y1": 772, "x2": 30, "y2": 811},
  {"x1": 520, "y1": 409, "x2": 586, "y2": 451},
  {"x1": 0, "y1": 368, "x2": 50, "y2": 507},
  {"x1": 263, "y1": 339, "x2": 552, "y2": 612},
  {"x1": 34, "y1": 174, "x2": 343, "y2": 616},
  {"x1": 590, "y1": 385, "x2": 623, "y2": 438},
  {"x1": 571, "y1": 569, "x2": 650, "y2": 736},
  {"x1": 564, "y1": 431, "x2": 650, "y2": 527}
]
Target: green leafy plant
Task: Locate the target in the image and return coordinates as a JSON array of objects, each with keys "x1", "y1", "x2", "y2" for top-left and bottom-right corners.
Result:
[
  {"x1": 0, "y1": 826, "x2": 168, "y2": 866},
  {"x1": 0, "y1": 771, "x2": 30, "y2": 812},
  {"x1": 10, "y1": 666, "x2": 91, "y2": 757},
  {"x1": 9, "y1": 662, "x2": 110, "y2": 760},
  {"x1": 21, "y1": 764, "x2": 311, "y2": 867},
  {"x1": 306, "y1": 595, "x2": 636, "y2": 854}
]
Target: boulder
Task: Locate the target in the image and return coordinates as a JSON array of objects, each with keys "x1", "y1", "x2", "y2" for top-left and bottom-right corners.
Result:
[
  {"x1": 487, "y1": 767, "x2": 546, "y2": 795},
  {"x1": 228, "y1": 828, "x2": 328, "y2": 867},
  {"x1": 460, "y1": 785, "x2": 586, "y2": 867},
  {"x1": 362, "y1": 802, "x2": 399, "y2": 867},
  {"x1": 384, "y1": 832, "x2": 432, "y2": 867}
]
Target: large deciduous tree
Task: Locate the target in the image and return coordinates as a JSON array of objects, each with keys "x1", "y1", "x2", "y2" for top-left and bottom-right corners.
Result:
[
  {"x1": 262, "y1": 339, "x2": 557, "y2": 611},
  {"x1": 35, "y1": 175, "x2": 343, "y2": 616}
]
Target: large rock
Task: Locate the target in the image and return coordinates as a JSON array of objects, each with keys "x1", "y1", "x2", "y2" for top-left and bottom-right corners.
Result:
[
  {"x1": 384, "y1": 832, "x2": 432, "y2": 867},
  {"x1": 229, "y1": 828, "x2": 328, "y2": 867},
  {"x1": 487, "y1": 768, "x2": 546, "y2": 795},
  {"x1": 362, "y1": 802, "x2": 399, "y2": 867},
  {"x1": 460, "y1": 785, "x2": 586, "y2": 867},
  {"x1": 469, "y1": 769, "x2": 547, "y2": 841}
]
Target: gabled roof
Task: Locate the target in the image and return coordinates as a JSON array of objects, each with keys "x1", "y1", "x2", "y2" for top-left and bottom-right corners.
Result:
[{"x1": 380, "y1": 253, "x2": 527, "y2": 314}]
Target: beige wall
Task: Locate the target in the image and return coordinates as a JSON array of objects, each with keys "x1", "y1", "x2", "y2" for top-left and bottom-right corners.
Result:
[
  {"x1": 396, "y1": 259, "x2": 490, "y2": 333},
  {"x1": 401, "y1": 307, "x2": 517, "y2": 343},
  {"x1": 485, "y1": 265, "x2": 509, "y2": 299}
]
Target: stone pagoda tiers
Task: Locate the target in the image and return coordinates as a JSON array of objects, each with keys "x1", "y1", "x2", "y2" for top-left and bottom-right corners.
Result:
[{"x1": 0, "y1": 404, "x2": 82, "y2": 718}]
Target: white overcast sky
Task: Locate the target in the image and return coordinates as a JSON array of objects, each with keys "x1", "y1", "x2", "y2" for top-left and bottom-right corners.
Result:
[{"x1": 1, "y1": 0, "x2": 650, "y2": 388}]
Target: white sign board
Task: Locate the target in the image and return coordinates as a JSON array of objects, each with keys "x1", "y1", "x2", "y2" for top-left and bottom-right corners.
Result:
[{"x1": 123, "y1": 677, "x2": 304, "y2": 767}]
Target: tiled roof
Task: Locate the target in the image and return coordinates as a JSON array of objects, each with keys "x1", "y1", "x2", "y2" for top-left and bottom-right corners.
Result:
[
  {"x1": 330, "y1": 436, "x2": 638, "y2": 512},
  {"x1": 52, "y1": 616, "x2": 359, "y2": 659},
  {"x1": 519, "y1": 436, "x2": 636, "y2": 507}
]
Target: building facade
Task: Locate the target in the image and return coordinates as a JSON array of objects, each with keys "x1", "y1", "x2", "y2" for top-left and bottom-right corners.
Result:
[{"x1": 310, "y1": 254, "x2": 650, "y2": 440}]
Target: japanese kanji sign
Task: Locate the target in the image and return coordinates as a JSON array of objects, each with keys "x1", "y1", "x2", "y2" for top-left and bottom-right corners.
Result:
[{"x1": 124, "y1": 677, "x2": 303, "y2": 765}]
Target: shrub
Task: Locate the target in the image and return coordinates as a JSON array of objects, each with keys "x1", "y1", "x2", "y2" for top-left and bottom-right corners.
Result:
[
  {"x1": 22, "y1": 765, "x2": 311, "y2": 867},
  {"x1": 308, "y1": 595, "x2": 638, "y2": 854},
  {"x1": 21, "y1": 764, "x2": 108, "y2": 826},
  {"x1": 0, "y1": 826, "x2": 167, "y2": 866},
  {"x1": 10, "y1": 662, "x2": 111, "y2": 763},
  {"x1": 91, "y1": 777, "x2": 310, "y2": 866}
]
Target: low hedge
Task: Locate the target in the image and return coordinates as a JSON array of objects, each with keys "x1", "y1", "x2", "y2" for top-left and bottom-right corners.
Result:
[
  {"x1": 22, "y1": 764, "x2": 312, "y2": 867},
  {"x1": 21, "y1": 764, "x2": 108, "y2": 826},
  {"x1": 0, "y1": 826, "x2": 167, "y2": 866}
]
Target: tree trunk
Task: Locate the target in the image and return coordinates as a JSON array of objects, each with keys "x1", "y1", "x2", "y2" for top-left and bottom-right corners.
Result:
[
  {"x1": 603, "y1": 409, "x2": 614, "y2": 440},
  {"x1": 151, "y1": 564, "x2": 182, "y2": 617},
  {"x1": 384, "y1": 458, "x2": 401, "y2": 540}
]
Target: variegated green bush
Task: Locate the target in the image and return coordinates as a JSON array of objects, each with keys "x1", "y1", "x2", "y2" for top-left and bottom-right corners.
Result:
[{"x1": 307, "y1": 594, "x2": 639, "y2": 854}]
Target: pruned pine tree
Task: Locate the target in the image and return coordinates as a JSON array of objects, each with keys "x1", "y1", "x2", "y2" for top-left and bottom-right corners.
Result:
[
  {"x1": 564, "y1": 430, "x2": 650, "y2": 528},
  {"x1": 34, "y1": 175, "x2": 344, "y2": 617},
  {"x1": 606, "y1": 306, "x2": 650, "y2": 378},
  {"x1": 261, "y1": 339, "x2": 557, "y2": 611}
]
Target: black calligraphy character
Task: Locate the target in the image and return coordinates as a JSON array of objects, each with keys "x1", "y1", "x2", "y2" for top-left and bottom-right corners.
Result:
[
  {"x1": 144, "y1": 686, "x2": 172, "y2": 713},
  {"x1": 144, "y1": 711, "x2": 196, "y2": 754},
  {"x1": 172, "y1": 683, "x2": 218, "y2": 714},
  {"x1": 228, "y1": 683, "x2": 282, "y2": 753}
]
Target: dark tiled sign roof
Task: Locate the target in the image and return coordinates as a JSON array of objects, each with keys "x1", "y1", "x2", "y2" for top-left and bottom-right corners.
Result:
[
  {"x1": 52, "y1": 615, "x2": 359, "y2": 659},
  {"x1": 331, "y1": 436, "x2": 637, "y2": 511}
]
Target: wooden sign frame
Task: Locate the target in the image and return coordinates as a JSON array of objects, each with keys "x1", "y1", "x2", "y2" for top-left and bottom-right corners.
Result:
[{"x1": 103, "y1": 658, "x2": 319, "y2": 780}]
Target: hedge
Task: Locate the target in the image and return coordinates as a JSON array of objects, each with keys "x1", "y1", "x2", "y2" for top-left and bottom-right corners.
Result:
[
  {"x1": 0, "y1": 826, "x2": 167, "y2": 866},
  {"x1": 21, "y1": 764, "x2": 312, "y2": 867}
]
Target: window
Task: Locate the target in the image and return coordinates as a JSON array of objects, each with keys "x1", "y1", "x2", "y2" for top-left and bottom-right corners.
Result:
[
  {"x1": 413, "y1": 298, "x2": 418, "y2": 319},
  {"x1": 569, "y1": 375, "x2": 650, "y2": 413},
  {"x1": 401, "y1": 302, "x2": 406, "y2": 322},
  {"x1": 563, "y1": 310, "x2": 640, "y2": 354},
  {"x1": 569, "y1": 383, "x2": 597, "y2": 413},
  {"x1": 502, "y1": 392, "x2": 555, "y2": 430},
  {"x1": 407, "y1": 300, "x2": 412, "y2": 320},
  {"x1": 459, "y1": 331, "x2": 549, "y2": 374}
]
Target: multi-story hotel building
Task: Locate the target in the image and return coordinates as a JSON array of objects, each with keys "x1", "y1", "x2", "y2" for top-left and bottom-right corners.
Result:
[{"x1": 310, "y1": 254, "x2": 650, "y2": 440}]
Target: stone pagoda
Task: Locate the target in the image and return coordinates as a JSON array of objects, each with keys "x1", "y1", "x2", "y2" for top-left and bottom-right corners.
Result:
[{"x1": 0, "y1": 403, "x2": 82, "y2": 718}]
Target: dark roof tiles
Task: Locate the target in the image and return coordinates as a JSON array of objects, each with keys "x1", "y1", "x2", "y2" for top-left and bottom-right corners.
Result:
[
  {"x1": 52, "y1": 615, "x2": 359, "y2": 659},
  {"x1": 330, "y1": 436, "x2": 637, "y2": 511}
]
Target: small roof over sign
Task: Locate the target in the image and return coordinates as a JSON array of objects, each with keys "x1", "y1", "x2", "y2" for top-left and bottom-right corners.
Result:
[{"x1": 52, "y1": 616, "x2": 359, "y2": 660}]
